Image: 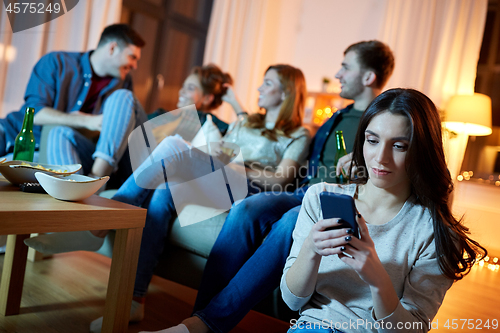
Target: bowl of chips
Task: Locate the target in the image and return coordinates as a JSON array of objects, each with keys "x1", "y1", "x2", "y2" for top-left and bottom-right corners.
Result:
[
  {"x1": 0, "y1": 161, "x2": 82, "y2": 185},
  {"x1": 35, "y1": 172, "x2": 109, "y2": 201}
]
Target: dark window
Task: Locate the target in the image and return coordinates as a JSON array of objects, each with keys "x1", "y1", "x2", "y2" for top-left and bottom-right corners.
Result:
[
  {"x1": 475, "y1": 0, "x2": 500, "y2": 127},
  {"x1": 461, "y1": 0, "x2": 500, "y2": 180},
  {"x1": 120, "y1": 0, "x2": 213, "y2": 114}
]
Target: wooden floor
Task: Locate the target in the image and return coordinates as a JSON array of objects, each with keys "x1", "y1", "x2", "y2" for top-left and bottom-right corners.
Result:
[{"x1": 0, "y1": 251, "x2": 499, "y2": 333}]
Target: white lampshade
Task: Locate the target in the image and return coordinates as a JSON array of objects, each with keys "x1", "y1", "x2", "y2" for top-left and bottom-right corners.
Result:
[{"x1": 443, "y1": 93, "x2": 492, "y2": 136}]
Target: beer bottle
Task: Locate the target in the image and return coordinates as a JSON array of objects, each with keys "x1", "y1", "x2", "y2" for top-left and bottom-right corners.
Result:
[
  {"x1": 334, "y1": 130, "x2": 348, "y2": 184},
  {"x1": 13, "y1": 107, "x2": 36, "y2": 162}
]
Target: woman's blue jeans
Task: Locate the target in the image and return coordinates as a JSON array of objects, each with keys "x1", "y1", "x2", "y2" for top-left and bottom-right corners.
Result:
[
  {"x1": 192, "y1": 187, "x2": 307, "y2": 333},
  {"x1": 112, "y1": 135, "x2": 248, "y2": 297}
]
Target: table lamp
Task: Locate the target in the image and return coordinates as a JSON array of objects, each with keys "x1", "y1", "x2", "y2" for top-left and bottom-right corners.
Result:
[
  {"x1": 443, "y1": 93, "x2": 492, "y2": 136},
  {"x1": 443, "y1": 93, "x2": 493, "y2": 181}
]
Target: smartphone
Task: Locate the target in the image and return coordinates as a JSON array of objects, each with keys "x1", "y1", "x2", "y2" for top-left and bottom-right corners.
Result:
[{"x1": 319, "y1": 191, "x2": 359, "y2": 238}]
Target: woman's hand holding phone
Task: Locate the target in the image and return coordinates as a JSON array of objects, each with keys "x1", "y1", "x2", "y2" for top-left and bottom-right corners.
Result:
[
  {"x1": 306, "y1": 217, "x2": 357, "y2": 257},
  {"x1": 317, "y1": 191, "x2": 389, "y2": 286},
  {"x1": 329, "y1": 213, "x2": 391, "y2": 290},
  {"x1": 335, "y1": 215, "x2": 382, "y2": 283}
]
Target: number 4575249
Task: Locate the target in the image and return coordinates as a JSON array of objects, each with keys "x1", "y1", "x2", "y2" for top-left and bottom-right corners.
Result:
[
  {"x1": 5, "y1": 2, "x2": 61, "y2": 14},
  {"x1": 444, "y1": 319, "x2": 498, "y2": 330}
]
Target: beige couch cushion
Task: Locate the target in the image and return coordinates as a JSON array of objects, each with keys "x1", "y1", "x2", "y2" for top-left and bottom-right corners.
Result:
[{"x1": 168, "y1": 205, "x2": 228, "y2": 257}]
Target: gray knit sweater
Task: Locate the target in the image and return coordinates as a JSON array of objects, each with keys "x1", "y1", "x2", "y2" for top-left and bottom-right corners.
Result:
[{"x1": 281, "y1": 183, "x2": 453, "y2": 333}]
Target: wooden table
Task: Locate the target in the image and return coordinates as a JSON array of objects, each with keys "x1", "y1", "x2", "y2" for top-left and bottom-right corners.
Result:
[{"x1": 0, "y1": 179, "x2": 146, "y2": 332}]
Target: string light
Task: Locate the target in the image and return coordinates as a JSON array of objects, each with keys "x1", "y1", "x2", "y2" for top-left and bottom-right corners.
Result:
[
  {"x1": 457, "y1": 171, "x2": 500, "y2": 186},
  {"x1": 453, "y1": 173, "x2": 499, "y2": 272},
  {"x1": 313, "y1": 106, "x2": 337, "y2": 125},
  {"x1": 476, "y1": 255, "x2": 500, "y2": 272}
]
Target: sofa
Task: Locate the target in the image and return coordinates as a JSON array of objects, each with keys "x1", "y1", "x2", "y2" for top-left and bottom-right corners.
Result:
[{"x1": 38, "y1": 124, "x2": 297, "y2": 323}]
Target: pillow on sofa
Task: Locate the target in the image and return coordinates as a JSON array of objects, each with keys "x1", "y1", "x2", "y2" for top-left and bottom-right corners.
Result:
[
  {"x1": 190, "y1": 114, "x2": 222, "y2": 154},
  {"x1": 151, "y1": 115, "x2": 183, "y2": 143},
  {"x1": 169, "y1": 204, "x2": 229, "y2": 257}
]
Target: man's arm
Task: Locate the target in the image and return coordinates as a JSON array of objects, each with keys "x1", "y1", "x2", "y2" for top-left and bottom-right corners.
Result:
[
  {"x1": 24, "y1": 52, "x2": 102, "y2": 131},
  {"x1": 34, "y1": 107, "x2": 102, "y2": 131}
]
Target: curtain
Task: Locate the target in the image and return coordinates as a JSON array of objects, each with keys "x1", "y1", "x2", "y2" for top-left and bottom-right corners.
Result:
[
  {"x1": 205, "y1": 0, "x2": 487, "y2": 179},
  {"x1": 203, "y1": 0, "x2": 302, "y2": 123},
  {"x1": 205, "y1": 0, "x2": 487, "y2": 122},
  {"x1": 378, "y1": 0, "x2": 488, "y2": 108},
  {"x1": 0, "y1": 0, "x2": 122, "y2": 117},
  {"x1": 378, "y1": 0, "x2": 488, "y2": 181}
]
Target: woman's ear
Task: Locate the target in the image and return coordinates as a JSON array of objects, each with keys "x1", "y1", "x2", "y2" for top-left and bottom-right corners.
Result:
[
  {"x1": 363, "y1": 71, "x2": 376, "y2": 87},
  {"x1": 281, "y1": 92, "x2": 286, "y2": 101}
]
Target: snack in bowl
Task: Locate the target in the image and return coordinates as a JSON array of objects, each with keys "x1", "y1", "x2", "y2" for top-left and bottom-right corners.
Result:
[
  {"x1": 35, "y1": 172, "x2": 109, "y2": 201},
  {"x1": 19, "y1": 162, "x2": 69, "y2": 173},
  {"x1": 0, "y1": 161, "x2": 81, "y2": 185}
]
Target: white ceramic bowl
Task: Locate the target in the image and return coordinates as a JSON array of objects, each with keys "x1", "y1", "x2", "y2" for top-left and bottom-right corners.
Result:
[
  {"x1": 35, "y1": 172, "x2": 109, "y2": 201},
  {"x1": 0, "y1": 161, "x2": 81, "y2": 185}
]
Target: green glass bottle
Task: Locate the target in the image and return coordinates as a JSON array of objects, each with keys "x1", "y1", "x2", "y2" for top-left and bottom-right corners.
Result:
[
  {"x1": 13, "y1": 107, "x2": 36, "y2": 162},
  {"x1": 334, "y1": 130, "x2": 348, "y2": 184}
]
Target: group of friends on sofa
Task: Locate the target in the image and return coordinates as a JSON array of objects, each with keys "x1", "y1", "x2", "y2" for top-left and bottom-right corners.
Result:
[{"x1": 0, "y1": 24, "x2": 488, "y2": 333}]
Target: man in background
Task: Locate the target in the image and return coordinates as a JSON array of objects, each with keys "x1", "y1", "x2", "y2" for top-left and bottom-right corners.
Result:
[{"x1": 0, "y1": 24, "x2": 146, "y2": 178}]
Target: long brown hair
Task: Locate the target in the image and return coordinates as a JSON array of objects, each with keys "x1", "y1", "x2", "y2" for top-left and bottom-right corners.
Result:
[
  {"x1": 246, "y1": 64, "x2": 306, "y2": 140},
  {"x1": 350, "y1": 88, "x2": 487, "y2": 281},
  {"x1": 192, "y1": 64, "x2": 233, "y2": 111}
]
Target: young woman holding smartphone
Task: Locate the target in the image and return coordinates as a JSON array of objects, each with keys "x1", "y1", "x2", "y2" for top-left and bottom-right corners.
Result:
[{"x1": 281, "y1": 88, "x2": 486, "y2": 333}]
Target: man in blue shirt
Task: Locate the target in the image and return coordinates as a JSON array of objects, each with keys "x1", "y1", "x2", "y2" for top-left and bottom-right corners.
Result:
[
  {"x1": 167, "y1": 41, "x2": 396, "y2": 333},
  {"x1": 0, "y1": 24, "x2": 146, "y2": 178}
]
